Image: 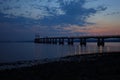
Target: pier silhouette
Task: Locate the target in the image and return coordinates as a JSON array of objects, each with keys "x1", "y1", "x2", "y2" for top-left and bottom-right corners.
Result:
[{"x1": 34, "y1": 35, "x2": 120, "y2": 46}]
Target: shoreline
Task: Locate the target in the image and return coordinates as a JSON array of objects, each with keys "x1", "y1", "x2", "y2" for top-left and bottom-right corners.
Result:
[
  {"x1": 0, "y1": 51, "x2": 120, "y2": 70},
  {"x1": 0, "y1": 51, "x2": 120, "y2": 80},
  {"x1": 0, "y1": 52, "x2": 120, "y2": 70}
]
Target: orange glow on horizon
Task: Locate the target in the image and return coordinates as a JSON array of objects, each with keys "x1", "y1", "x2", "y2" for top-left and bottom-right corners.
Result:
[{"x1": 63, "y1": 23, "x2": 120, "y2": 36}]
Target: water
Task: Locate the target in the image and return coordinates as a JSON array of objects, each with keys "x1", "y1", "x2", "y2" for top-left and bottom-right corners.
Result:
[{"x1": 0, "y1": 42, "x2": 120, "y2": 63}]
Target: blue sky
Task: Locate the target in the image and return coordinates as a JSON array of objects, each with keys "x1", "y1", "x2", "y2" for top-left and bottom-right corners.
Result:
[{"x1": 0, "y1": 0, "x2": 120, "y2": 41}]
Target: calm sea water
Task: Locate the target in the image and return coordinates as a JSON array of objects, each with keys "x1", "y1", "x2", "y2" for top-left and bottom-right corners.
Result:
[{"x1": 0, "y1": 42, "x2": 120, "y2": 63}]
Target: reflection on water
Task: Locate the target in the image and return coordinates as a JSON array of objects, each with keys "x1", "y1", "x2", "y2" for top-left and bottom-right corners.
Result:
[
  {"x1": 34, "y1": 42, "x2": 120, "y2": 60},
  {"x1": 0, "y1": 42, "x2": 120, "y2": 63}
]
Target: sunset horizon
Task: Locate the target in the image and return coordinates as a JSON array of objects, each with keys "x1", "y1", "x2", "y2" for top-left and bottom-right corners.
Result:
[{"x1": 0, "y1": 0, "x2": 120, "y2": 41}]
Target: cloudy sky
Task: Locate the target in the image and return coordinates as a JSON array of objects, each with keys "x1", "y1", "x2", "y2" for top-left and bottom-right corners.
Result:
[{"x1": 0, "y1": 0, "x2": 120, "y2": 41}]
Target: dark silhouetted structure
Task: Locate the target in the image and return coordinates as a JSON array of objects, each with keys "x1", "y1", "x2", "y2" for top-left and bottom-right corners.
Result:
[{"x1": 34, "y1": 35, "x2": 120, "y2": 46}]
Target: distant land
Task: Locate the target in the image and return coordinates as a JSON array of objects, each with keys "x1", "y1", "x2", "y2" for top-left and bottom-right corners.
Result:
[{"x1": 0, "y1": 40, "x2": 34, "y2": 43}]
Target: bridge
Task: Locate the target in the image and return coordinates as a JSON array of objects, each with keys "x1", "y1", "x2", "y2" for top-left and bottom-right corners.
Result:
[{"x1": 34, "y1": 35, "x2": 120, "y2": 46}]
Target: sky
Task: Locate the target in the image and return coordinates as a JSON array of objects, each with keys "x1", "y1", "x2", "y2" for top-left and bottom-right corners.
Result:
[{"x1": 0, "y1": 0, "x2": 120, "y2": 41}]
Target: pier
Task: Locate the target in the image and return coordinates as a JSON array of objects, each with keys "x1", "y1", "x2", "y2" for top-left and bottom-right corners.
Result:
[{"x1": 34, "y1": 35, "x2": 120, "y2": 46}]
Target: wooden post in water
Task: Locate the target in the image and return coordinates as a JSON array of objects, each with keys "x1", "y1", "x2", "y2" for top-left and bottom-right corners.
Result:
[
  {"x1": 97, "y1": 38, "x2": 104, "y2": 47},
  {"x1": 59, "y1": 38, "x2": 64, "y2": 45},
  {"x1": 68, "y1": 38, "x2": 74, "y2": 45},
  {"x1": 80, "y1": 38, "x2": 86, "y2": 46}
]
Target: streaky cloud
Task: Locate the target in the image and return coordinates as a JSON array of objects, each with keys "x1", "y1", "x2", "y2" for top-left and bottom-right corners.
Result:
[
  {"x1": 0, "y1": 0, "x2": 64, "y2": 20},
  {"x1": 0, "y1": 0, "x2": 107, "y2": 27},
  {"x1": 38, "y1": 0, "x2": 107, "y2": 26}
]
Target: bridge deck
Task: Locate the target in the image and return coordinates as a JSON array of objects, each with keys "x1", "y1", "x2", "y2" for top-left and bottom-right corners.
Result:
[
  {"x1": 34, "y1": 35, "x2": 120, "y2": 46},
  {"x1": 39, "y1": 35, "x2": 120, "y2": 39}
]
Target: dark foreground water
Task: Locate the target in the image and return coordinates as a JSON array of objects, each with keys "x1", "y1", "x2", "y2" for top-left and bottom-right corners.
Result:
[{"x1": 0, "y1": 42, "x2": 120, "y2": 63}]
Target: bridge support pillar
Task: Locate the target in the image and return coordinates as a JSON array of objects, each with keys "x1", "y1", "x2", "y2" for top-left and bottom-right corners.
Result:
[
  {"x1": 49, "y1": 38, "x2": 53, "y2": 44},
  {"x1": 40, "y1": 38, "x2": 43, "y2": 43},
  {"x1": 54, "y1": 39, "x2": 57, "y2": 44},
  {"x1": 50, "y1": 38, "x2": 54, "y2": 44},
  {"x1": 80, "y1": 38, "x2": 86, "y2": 46},
  {"x1": 34, "y1": 38, "x2": 40, "y2": 43},
  {"x1": 59, "y1": 38, "x2": 64, "y2": 45},
  {"x1": 39, "y1": 38, "x2": 42, "y2": 43},
  {"x1": 44, "y1": 38, "x2": 49, "y2": 44},
  {"x1": 97, "y1": 38, "x2": 104, "y2": 47},
  {"x1": 68, "y1": 38, "x2": 74, "y2": 45},
  {"x1": 42, "y1": 38, "x2": 46, "y2": 43},
  {"x1": 52, "y1": 38, "x2": 57, "y2": 44}
]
